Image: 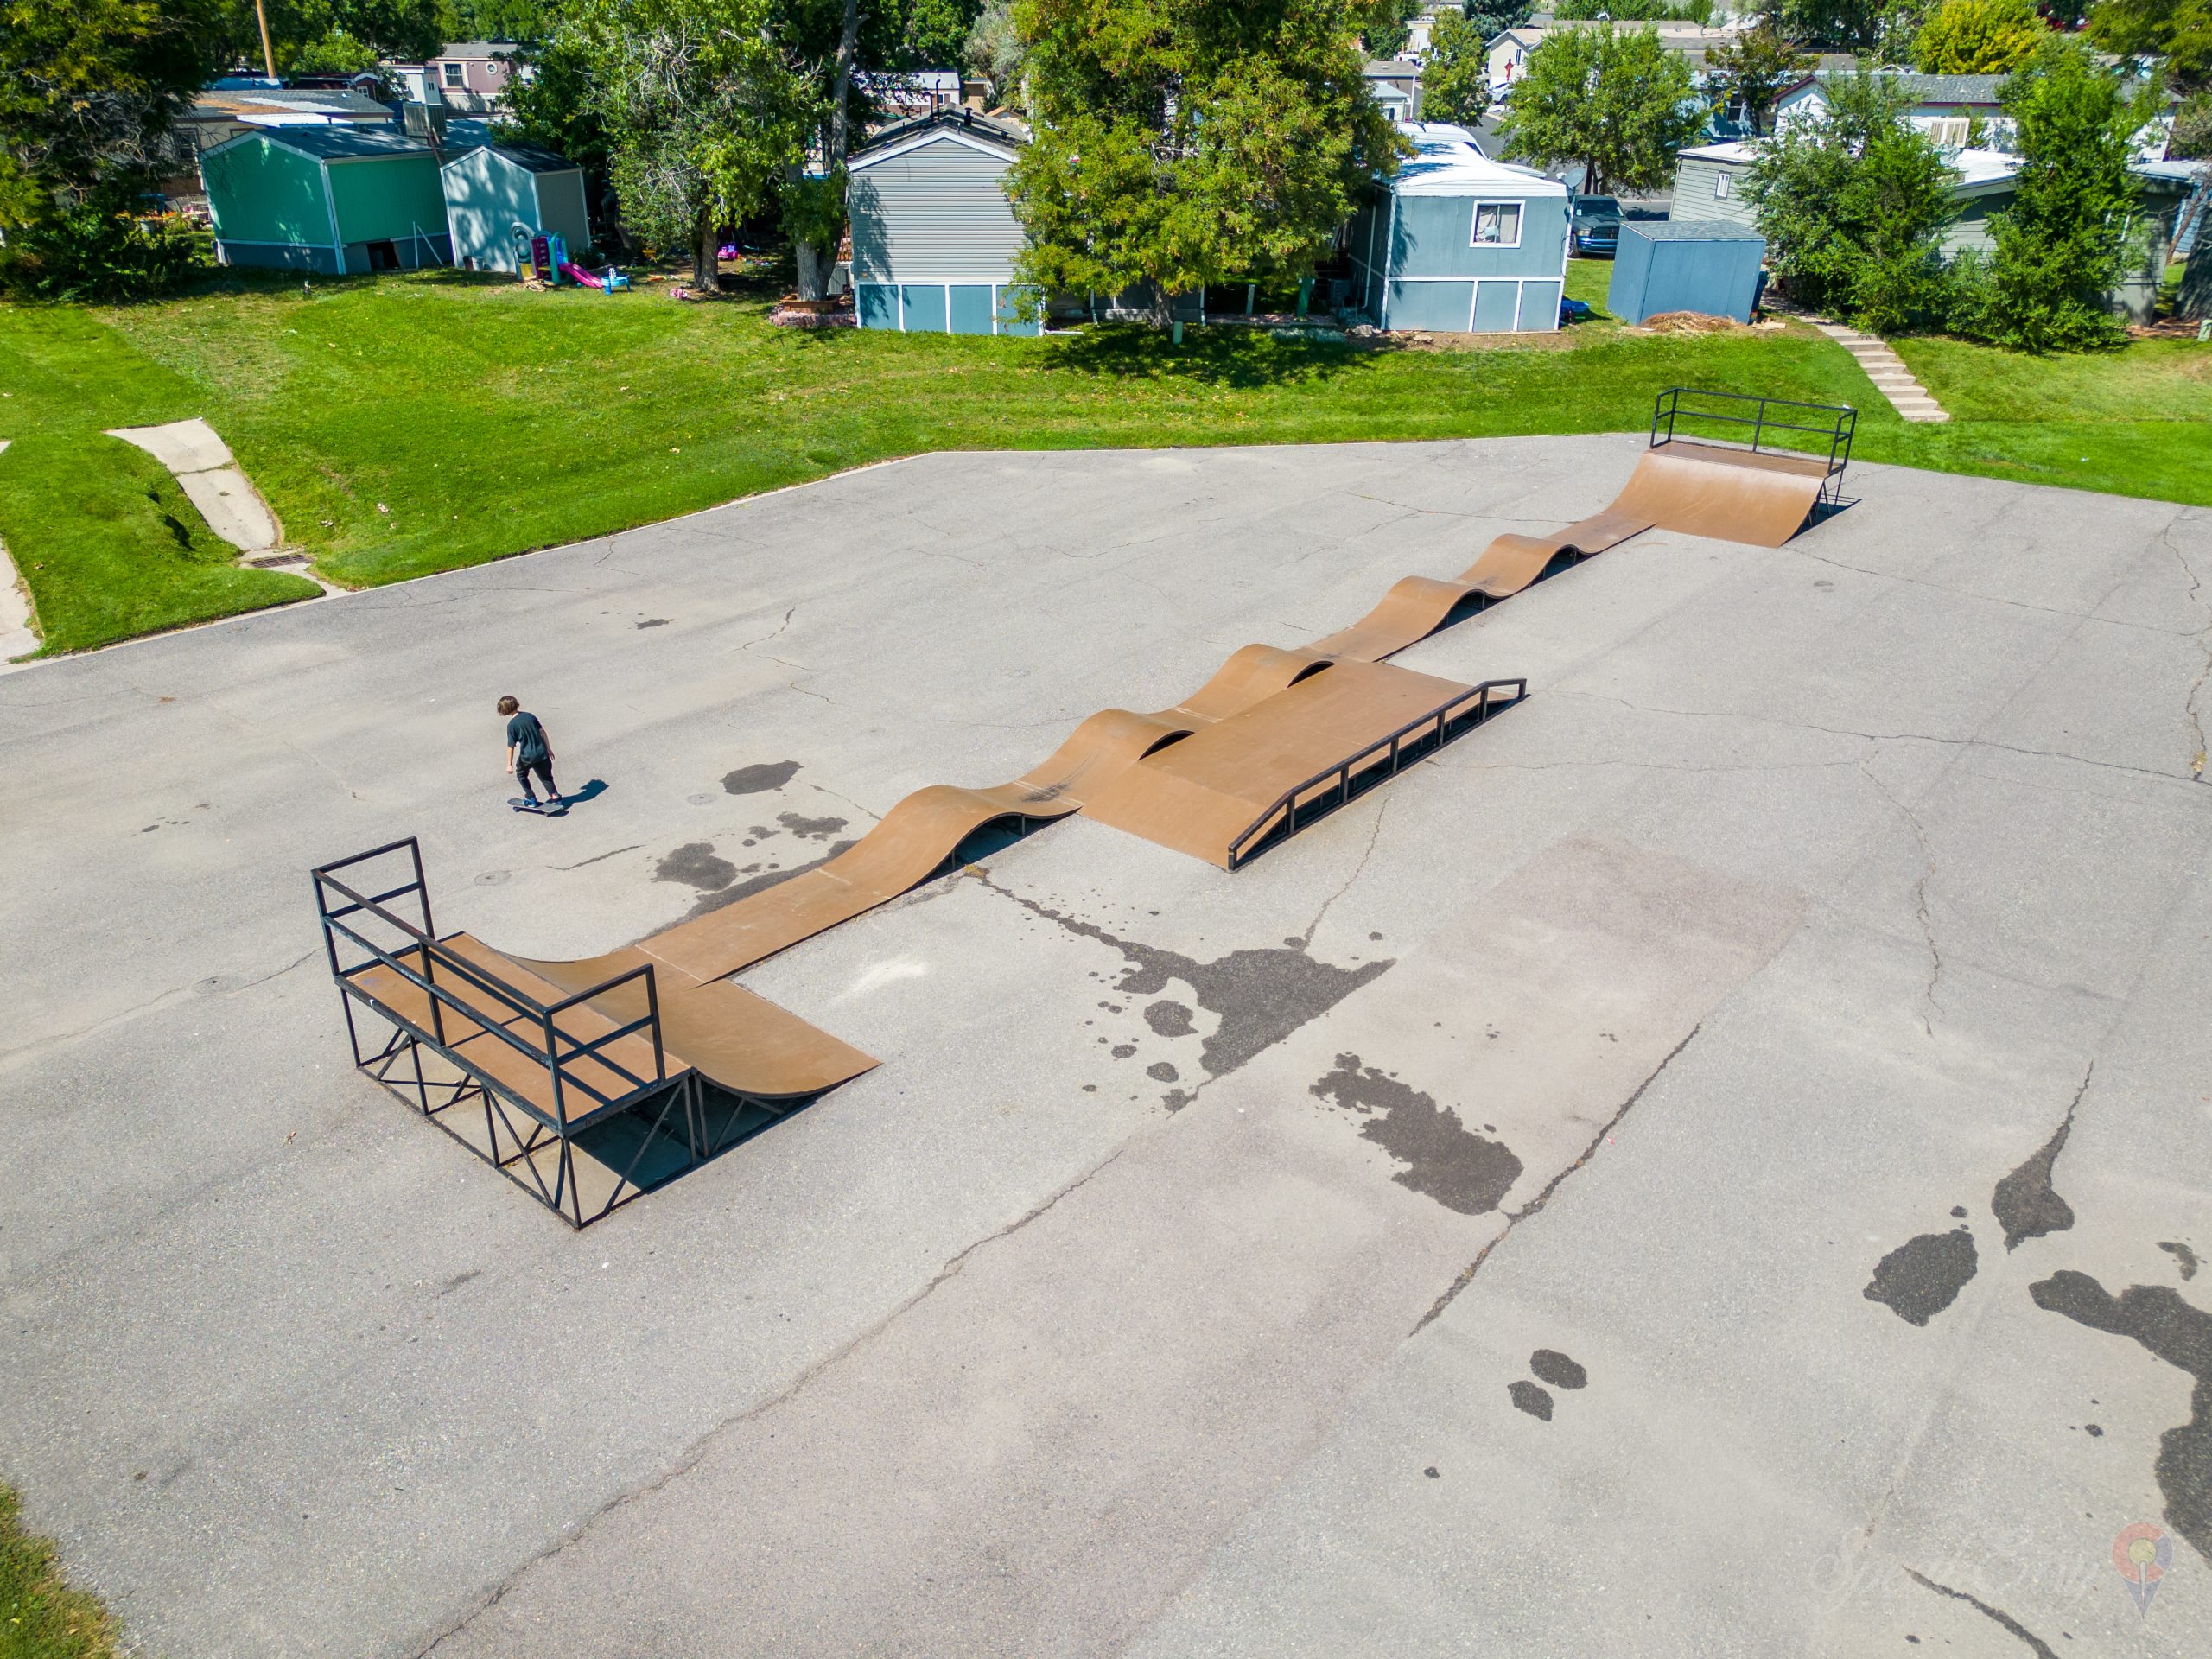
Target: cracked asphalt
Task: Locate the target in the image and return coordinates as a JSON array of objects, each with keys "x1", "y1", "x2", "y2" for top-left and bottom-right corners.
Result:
[{"x1": 2, "y1": 435, "x2": 2209, "y2": 1656}]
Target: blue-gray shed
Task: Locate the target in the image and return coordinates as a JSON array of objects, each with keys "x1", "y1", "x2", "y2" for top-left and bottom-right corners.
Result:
[
  {"x1": 1344, "y1": 128, "x2": 1570, "y2": 334},
  {"x1": 846, "y1": 110, "x2": 1040, "y2": 336},
  {"x1": 1608, "y1": 221, "x2": 1766, "y2": 325},
  {"x1": 440, "y1": 142, "x2": 590, "y2": 273}
]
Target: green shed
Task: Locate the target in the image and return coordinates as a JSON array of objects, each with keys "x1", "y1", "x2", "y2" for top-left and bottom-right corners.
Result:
[{"x1": 200, "y1": 127, "x2": 452, "y2": 276}]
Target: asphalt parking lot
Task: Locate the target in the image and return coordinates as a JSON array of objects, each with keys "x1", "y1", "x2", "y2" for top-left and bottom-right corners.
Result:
[{"x1": 1, "y1": 435, "x2": 2206, "y2": 1656}]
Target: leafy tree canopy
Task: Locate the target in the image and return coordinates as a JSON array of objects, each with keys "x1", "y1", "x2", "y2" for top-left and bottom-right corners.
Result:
[
  {"x1": 964, "y1": 0, "x2": 1025, "y2": 101},
  {"x1": 1705, "y1": 22, "x2": 1812, "y2": 134},
  {"x1": 1497, "y1": 22, "x2": 1704, "y2": 194},
  {"x1": 1952, "y1": 37, "x2": 2163, "y2": 347},
  {"x1": 1007, "y1": 0, "x2": 1408, "y2": 321},
  {"x1": 1463, "y1": 2, "x2": 1535, "y2": 41},
  {"x1": 221, "y1": 0, "x2": 445, "y2": 73},
  {"x1": 435, "y1": 0, "x2": 551, "y2": 40},
  {"x1": 561, "y1": 0, "x2": 817, "y2": 282},
  {"x1": 1421, "y1": 10, "x2": 1492, "y2": 124},
  {"x1": 1364, "y1": 0, "x2": 1422, "y2": 58},
  {"x1": 2085, "y1": 0, "x2": 2212, "y2": 93},
  {"x1": 2, "y1": 0, "x2": 225, "y2": 219},
  {"x1": 0, "y1": 0, "x2": 226, "y2": 296},
  {"x1": 1914, "y1": 0, "x2": 2046, "y2": 73},
  {"x1": 1777, "y1": 0, "x2": 1880, "y2": 48},
  {"x1": 1745, "y1": 68, "x2": 1957, "y2": 328}
]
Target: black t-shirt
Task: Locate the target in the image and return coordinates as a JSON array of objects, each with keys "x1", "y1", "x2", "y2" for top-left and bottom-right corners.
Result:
[{"x1": 505, "y1": 711, "x2": 549, "y2": 763}]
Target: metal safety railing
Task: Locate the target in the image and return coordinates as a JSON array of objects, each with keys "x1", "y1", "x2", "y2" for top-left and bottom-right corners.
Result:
[
  {"x1": 1649, "y1": 386, "x2": 1856, "y2": 511},
  {"x1": 313, "y1": 839, "x2": 669, "y2": 1130},
  {"x1": 1224, "y1": 678, "x2": 1529, "y2": 871}
]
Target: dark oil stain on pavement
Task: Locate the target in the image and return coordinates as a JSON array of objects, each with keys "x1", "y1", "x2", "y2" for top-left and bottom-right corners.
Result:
[
  {"x1": 1530, "y1": 1349, "x2": 1587, "y2": 1390},
  {"x1": 2162, "y1": 1242, "x2": 2200, "y2": 1281},
  {"x1": 1993, "y1": 1119, "x2": 2076, "y2": 1251},
  {"x1": 1309, "y1": 1052, "x2": 1522, "y2": 1215},
  {"x1": 1143, "y1": 1000, "x2": 1196, "y2": 1038},
  {"x1": 1508, "y1": 1380, "x2": 1554, "y2": 1421},
  {"x1": 777, "y1": 810, "x2": 848, "y2": 842},
  {"x1": 722, "y1": 760, "x2": 801, "y2": 796},
  {"x1": 987, "y1": 883, "x2": 1391, "y2": 1095},
  {"x1": 653, "y1": 838, "x2": 860, "y2": 924},
  {"x1": 1864, "y1": 1226, "x2": 1978, "y2": 1326},
  {"x1": 2031, "y1": 1270, "x2": 2212, "y2": 1564},
  {"x1": 654, "y1": 842, "x2": 736, "y2": 891}
]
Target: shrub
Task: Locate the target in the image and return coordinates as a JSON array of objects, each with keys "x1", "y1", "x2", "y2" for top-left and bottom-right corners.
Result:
[{"x1": 0, "y1": 188, "x2": 208, "y2": 302}]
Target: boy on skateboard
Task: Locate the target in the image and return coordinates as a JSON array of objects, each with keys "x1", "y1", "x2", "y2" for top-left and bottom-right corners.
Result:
[{"x1": 498, "y1": 696, "x2": 565, "y2": 814}]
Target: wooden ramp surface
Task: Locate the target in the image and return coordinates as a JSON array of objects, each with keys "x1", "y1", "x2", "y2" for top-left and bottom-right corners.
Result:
[
  {"x1": 464, "y1": 436, "x2": 1836, "y2": 1099},
  {"x1": 1082, "y1": 661, "x2": 1471, "y2": 868}
]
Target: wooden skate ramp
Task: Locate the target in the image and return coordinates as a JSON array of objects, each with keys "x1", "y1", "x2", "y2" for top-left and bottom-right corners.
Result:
[
  {"x1": 458, "y1": 412, "x2": 1847, "y2": 1101},
  {"x1": 638, "y1": 645, "x2": 1334, "y2": 982},
  {"x1": 1082, "y1": 661, "x2": 1479, "y2": 868}
]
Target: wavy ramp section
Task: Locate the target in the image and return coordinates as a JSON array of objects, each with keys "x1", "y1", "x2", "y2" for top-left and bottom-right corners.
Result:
[{"x1": 494, "y1": 438, "x2": 1834, "y2": 1098}]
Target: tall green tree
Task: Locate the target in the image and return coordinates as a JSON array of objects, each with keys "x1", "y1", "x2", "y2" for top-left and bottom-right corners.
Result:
[
  {"x1": 1953, "y1": 39, "x2": 2164, "y2": 348},
  {"x1": 1421, "y1": 10, "x2": 1492, "y2": 124},
  {"x1": 1913, "y1": 0, "x2": 2045, "y2": 73},
  {"x1": 437, "y1": 0, "x2": 551, "y2": 38},
  {"x1": 1705, "y1": 22, "x2": 1812, "y2": 134},
  {"x1": 1006, "y1": 0, "x2": 1408, "y2": 327},
  {"x1": 564, "y1": 0, "x2": 817, "y2": 288},
  {"x1": 1778, "y1": 0, "x2": 1879, "y2": 48},
  {"x1": 224, "y1": 0, "x2": 445, "y2": 72},
  {"x1": 963, "y1": 0, "x2": 1025, "y2": 102},
  {"x1": 1497, "y1": 23, "x2": 1704, "y2": 194},
  {"x1": 1745, "y1": 68, "x2": 1957, "y2": 328},
  {"x1": 0, "y1": 0, "x2": 225, "y2": 296},
  {"x1": 899, "y1": 0, "x2": 982, "y2": 62},
  {"x1": 1463, "y1": 2, "x2": 1535, "y2": 41},
  {"x1": 2086, "y1": 0, "x2": 2212, "y2": 93},
  {"x1": 1364, "y1": 0, "x2": 1421, "y2": 57}
]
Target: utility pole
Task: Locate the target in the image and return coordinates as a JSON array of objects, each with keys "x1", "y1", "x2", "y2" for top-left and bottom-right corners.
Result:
[{"x1": 255, "y1": 0, "x2": 278, "y2": 82}]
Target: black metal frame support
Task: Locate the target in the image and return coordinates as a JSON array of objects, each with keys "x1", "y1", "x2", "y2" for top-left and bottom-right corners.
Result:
[
  {"x1": 311, "y1": 838, "x2": 710, "y2": 1228},
  {"x1": 1225, "y1": 678, "x2": 1529, "y2": 870},
  {"x1": 1649, "y1": 386, "x2": 1857, "y2": 515}
]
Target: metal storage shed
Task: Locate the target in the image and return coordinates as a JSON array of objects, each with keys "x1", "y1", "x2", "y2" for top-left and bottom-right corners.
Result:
[
  {"x1": 441, "y1": 142, "x2": 590, "y2": 272},
  {"x1": 1344, "y1": 143, "x2": 1570, "y2": 333},
  {"x1": 200, "y1": 127, "x2": 450, "y2": 275},
  {"x1": 845, "y1": 110, "x2": 1041, "y2": 336},
  {"x1": 1607, "y1": 221, "x2": 1765, "y2": 324}
]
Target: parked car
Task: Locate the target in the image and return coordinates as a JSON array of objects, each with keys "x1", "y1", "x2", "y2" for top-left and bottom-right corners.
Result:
[{"x1": 1570, "y1": 194, "x2": 1621, "y2": 257}]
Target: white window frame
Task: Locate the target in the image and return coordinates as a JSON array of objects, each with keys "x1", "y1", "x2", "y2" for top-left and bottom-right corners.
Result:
[
  {"x1": 1471, "y1": 200, "x2": 1523, "y2": 249},
  {"x1": 1714, "y1": 170, "x2": 1732, "y2": 200},
  {"x1": 441, "y1": 61, "x2": 466, "y2": 88}
]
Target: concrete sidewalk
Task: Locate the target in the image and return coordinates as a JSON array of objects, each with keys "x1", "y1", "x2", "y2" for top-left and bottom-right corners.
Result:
[{"x1": 0, "y1": 437, "x2": 2206, "y2": 1657}]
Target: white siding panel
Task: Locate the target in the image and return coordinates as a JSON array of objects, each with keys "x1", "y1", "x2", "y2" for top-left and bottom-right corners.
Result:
[{"x1": 849, "y1": 137, "x2": 1024, "y2": 283}]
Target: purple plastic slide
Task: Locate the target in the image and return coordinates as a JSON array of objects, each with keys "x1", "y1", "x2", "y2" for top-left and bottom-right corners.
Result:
[{"x1": 558, "y1": 262, "x2": 605, "y2": 290}]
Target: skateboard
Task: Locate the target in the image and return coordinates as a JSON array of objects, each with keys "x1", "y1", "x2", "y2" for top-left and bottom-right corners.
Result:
[{"x1": 508, "y1": 798, "x2": 569, "y2": 816}]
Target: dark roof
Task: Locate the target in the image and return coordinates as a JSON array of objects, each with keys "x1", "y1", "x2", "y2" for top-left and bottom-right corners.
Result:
[
  {"x1": 853, "y1": 106, "x2": 1027, "y2": 160},
  {"x1": 238, "y1": 126, "x2": 430, "y2": 161},
  {"x1": 456, "y1": 140, "x2": 578, "y2": 175},
  {"x1": 1629, "y1": 220, "x2": 1764, "y2": 243}
]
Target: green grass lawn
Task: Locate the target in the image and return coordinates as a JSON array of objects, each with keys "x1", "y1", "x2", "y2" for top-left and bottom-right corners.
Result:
[
  {"x1": 1, "y1": 259, "x2": 2207, "y2": 655},
  {"x1": 0, "y1": 1486, "x2": 113, "y2": 1659}
]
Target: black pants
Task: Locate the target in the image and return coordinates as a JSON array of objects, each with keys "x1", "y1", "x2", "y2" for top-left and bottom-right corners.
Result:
[{"x1": 517, "y1": 758, "x2": 557, "y2": 801}]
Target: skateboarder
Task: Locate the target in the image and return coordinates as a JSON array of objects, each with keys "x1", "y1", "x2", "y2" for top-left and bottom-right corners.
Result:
[{"x1": 498, "y1": 696, "x2": 564, "y2": 814}]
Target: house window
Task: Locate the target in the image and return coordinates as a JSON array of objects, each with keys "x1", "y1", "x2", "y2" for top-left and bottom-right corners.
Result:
[
  {"x1": 1472, "y1": 201, "x2": 1522, "y2": 248},
  {"x1": 441, "y1": 61, "x2": 465, "y2": 88},
  {"x1": 1925, "y1": 117, "x2": 1970, "y2": 148},
  {"x1": 1714, "y1": 170, "x2": 1732, "y2": 200}
]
